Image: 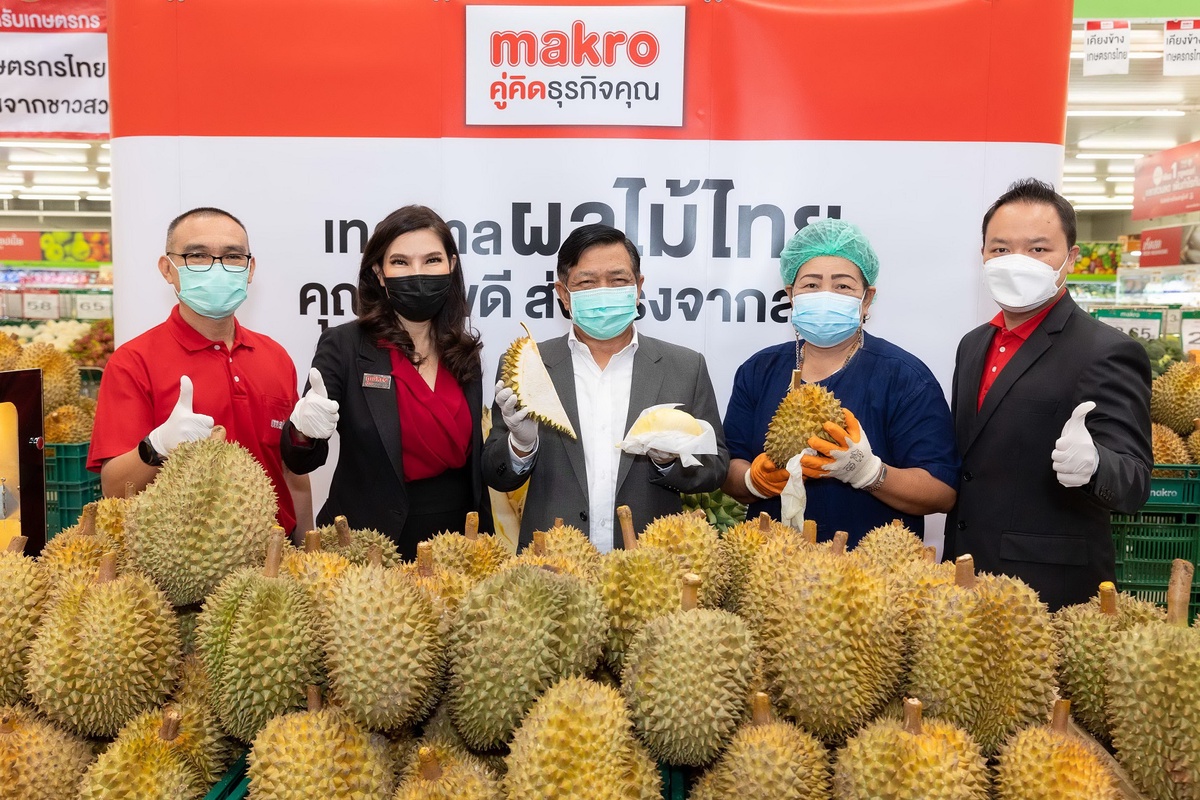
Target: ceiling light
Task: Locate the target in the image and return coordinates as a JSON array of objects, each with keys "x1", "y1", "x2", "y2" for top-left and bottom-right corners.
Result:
[
  {"x1": 4, "y1": 164, "x2": 87, "y2": 172},
  {"x1": 1063, "y1": 185, "x2": 1106, "y2": 195},
  {"x1": 1063, "y1": 176, "x2": 1098, "y2": 182},
  {"x1": 27, "y1": 184, "x2": 95, "y2": 192},
  {"x1": 1068, "y1": 90, "x2": 1184, "y2": 105},
  {"x1": 99, "y1": 143, "x2": 110, "y2": 149},
  {"x1": 95, "y1": 166, "x2": 110, "y2": 172},
  {"x1": 1063, "y1": 163, "x2": 1096, "y2": 174},
  {"x1": 1108, "y1": 163, "x2": 1136, "y2": 174},
  {"x1": 1114, "y1": 185, "x2": 1134, "y2": 195},
  {"x1": 1067, "y1": 109, "x2": 1185, "y2": 117},
  {"x1": 1072, "y1": 204, "x2": 1133, "y2": 211},
  {"x1": 17, "y1": 194, "x2": 82, "y2": 201},
  {"x1": 1079, "y1": 140, "x2": 1177, "y2": 151},
  {"x1": 1105, "y1": 176, "x2": 1135, "y2": 182},
  {"x1": 0, "y1": 141, "x2": 92, "y2": 149},
  {"x1": 1076, "y1": 153, "x2": 1145, "y2": 160},
  {"x1": 7, "y1": 153, "x2": 85, "y2": 164}
]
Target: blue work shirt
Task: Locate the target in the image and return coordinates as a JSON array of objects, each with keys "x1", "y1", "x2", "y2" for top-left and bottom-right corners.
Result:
[{"x1": 723, "y1": 332, "x2": 959, "y2": 545}]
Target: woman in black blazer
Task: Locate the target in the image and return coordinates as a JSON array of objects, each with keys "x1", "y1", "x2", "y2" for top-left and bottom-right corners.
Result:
[{"x1": 281, "y1": 205, "x2": 492, "y2": 559}]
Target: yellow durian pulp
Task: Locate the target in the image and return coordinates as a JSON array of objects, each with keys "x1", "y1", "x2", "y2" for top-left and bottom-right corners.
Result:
[{"x1": 499, "y1": 324, "x2": 576, "y2": 438}]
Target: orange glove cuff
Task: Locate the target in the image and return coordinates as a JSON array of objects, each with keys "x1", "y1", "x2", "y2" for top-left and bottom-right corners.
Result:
[{"x1": 747, "y1": 453, "x2": 790, "y2": 498}]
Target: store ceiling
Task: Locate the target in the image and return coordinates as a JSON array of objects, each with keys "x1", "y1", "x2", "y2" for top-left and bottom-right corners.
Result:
[{"x1": 0, "y1": 140, "x2": 110, "y2": 217}]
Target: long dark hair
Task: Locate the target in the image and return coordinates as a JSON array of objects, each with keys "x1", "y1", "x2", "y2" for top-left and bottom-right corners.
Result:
[{"x1": 357, "y1": 205, "x2": 483, "y2": 384}]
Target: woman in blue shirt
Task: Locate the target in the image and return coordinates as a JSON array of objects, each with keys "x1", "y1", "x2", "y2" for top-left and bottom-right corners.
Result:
[{"x1": 722, "y1": 218, "x2": 958, "y2": 545}]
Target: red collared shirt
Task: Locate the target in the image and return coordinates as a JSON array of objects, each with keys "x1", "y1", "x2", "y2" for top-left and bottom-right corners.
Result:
[
  {"x1": 977, "y1": 295, "x2": 1063, "y2": 411},
  {"x1": 89, "y1": 305, "x2": 299, "y2": 532}
]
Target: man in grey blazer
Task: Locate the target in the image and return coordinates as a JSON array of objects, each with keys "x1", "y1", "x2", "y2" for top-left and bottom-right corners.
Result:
[{"x1": 483, "y1": 223, "x2": 729, "y2": 552}]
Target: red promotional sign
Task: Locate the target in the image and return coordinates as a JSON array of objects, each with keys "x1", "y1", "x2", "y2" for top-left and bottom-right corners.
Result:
[
  {"x1": 1139, "y1": 224, "x2": 1200, "y2": 267},
  {"x1": 1133, "y1": 139, "x2": 1200, "y2": 221}
]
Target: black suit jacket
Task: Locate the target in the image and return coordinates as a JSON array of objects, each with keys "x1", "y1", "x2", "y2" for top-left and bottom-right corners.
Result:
[
  {"x1": 945, "y1": 293, "x2": 1152, "y2": 611},
  {"x1": 280, "y1": 321, "x2": 492, "y2": 551}
]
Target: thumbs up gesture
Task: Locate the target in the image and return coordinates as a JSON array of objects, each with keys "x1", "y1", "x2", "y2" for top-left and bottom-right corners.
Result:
[
  {"x1": 147, "y1": 375, "x2": 216, "y2": 458},
  {"x1": 289, "y1": 367, "x2": 339, "y2": 440},
  {"x1": 1052, "y1": 401, "x2": 1099, "y2": 488}
]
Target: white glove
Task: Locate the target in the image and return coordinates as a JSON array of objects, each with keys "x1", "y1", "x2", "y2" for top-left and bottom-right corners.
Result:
[
  {"x1": 289, "y1": 367, "x2": 340, "y2": 440},
  {"x1": 496, "y1": 381, "x2": 538, "y2": 453},
  {"x1": 800, "y1": 410, "x2": 884, "y2": 490},
  {"x1": 1053, "y1": 401, "x2": 1099, "y2": 488},
  {"x1": 148, "y1": 375, "x2": 214, "y2": 456}
]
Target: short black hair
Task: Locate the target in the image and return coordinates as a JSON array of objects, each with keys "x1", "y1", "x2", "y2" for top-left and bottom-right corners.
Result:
[
  {"x1": 982, "y1": 178, "x2": 1077, "y2": 248},
  {"x1": 556, "y1": 223, "x2": 640, "y2": 283},
  {"x1": 165, "y1": 207, "x2": 248, "y2": 251}
]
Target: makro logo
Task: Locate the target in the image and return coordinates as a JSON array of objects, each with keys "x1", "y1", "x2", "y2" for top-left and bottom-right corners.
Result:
[
  {"x1": 1150, "y1": 488, "x2": 1178, "y2": 498},
  {"x1": 466, "y1": 6, "x2": 686, "y2": 127}
]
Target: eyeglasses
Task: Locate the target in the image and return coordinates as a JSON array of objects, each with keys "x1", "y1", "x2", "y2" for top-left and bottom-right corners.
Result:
[{"x1": 167, "y1": 252, "x2": 252, "y2": 272}]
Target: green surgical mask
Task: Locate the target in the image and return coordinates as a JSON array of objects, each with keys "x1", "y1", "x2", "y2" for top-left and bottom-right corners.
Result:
[
  {"x1": 569, "y1": 286, "x2": 638, "y2": 340},
  {"x1": 174, "y1": 261, "x2": 248, "y2": 319}
]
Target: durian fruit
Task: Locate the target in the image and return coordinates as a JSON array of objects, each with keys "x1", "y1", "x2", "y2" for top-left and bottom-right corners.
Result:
[
  {"x1": 691, "y1": 692, "x2": 831, "y2": 800},
  {"x1": 93, "y1": 495, "x2": 130, "y2": 556},
  {"x1": 621, "y1": 573, "x2": 757, "y2": 766},
  {"x1": 498, "y1": 322, "x2": 576, "y2": 438},
  {"x1": 324, "y1": 548, "x2": 446, "y2": 732},
  {"x1": 1152, "y1": 422, "x2": 1191, "y2": 476},
  {"x1": 719, "y1": 511, "x2": 798, "y2": 613},
  {"x1": 125, "y1": 427, "x2": 277, "y2": 606},
  {"x1": 38, "y1": 502, "x2": 120, "y2": 597},
  {"x1": 639, "y1": 509, "x2": 730, "y2": 608},
  {"x1": 905, "y1": 555, "x2": 1058, "y2": 756},
  {"x1": 504, "y1": 676, "x2": 661, "y2": 799},
  {"x1": 401, "y1": 541, "x2": 472, "y2": 627},
  {"x1": 319, "y1": 514, "x2": 401, "y2": 566},
  {"x1": 447, "y1": 563, "x2": 605, "y2": 751},
  {"x1": 194, "y1": 531, "x2": 323, "y2": 742},
  {"x1": 15, "y1": 341, "x2": 80, "y2": 410},
  {"x1": 44, "y1": 402, "x2": 93, "y2": 443},
  {"x1": 281, "y1": 529, "x2": 354, "y2": 637},
  {"x1": 1108, "y1": 559, "x2": 1200, "y2": 800},
  {"x1": 0, "y1": 703, "x2": 94, "y2": 800},
  {"x1": 168, "y1": 655, "x2": 236, "y2": 784},
  {"x1": 25, "y1": 552, "x2": 180, "y2": 738},
  {"x1": 517, "y1": 518, "x2": 601, "y2": 579},
  {"x1": 426, "y1": 511, "x2": 512, "y2": 583},
  {"x1": 393, "y1": 744, "x2": 503, "y2": 800},
  {"x1": 598, "y1": 506, "x2": 682, "y2": 672},
  {"x1": 0, "y1": 332, "x2": 21, "y2": 370},
  {"x1": 741, "y1": 537, "x2": 904, "y2": 744},
  {"x1": 852, "y1": 519, "x2": 927, "y2": 570},
  {"x1": 994, "y1": 699, "x2": 1120, "y2": 800},
  {"x1": 682, "y1": 488, "x2": 747, "y2": 532},
  {"x1": 833, "y1": 697, "x2": 989, "y2": 800},
  {"x1": 1053, "y1": 581, "x2": 1164, "y2": 742},
  {"x1": 248, "y1": 685, "x2": 395, "y2": 799},
  {"x1": 419, "y1": 700, "x2": 508, "y2": 777},
  {"x1": 0, "y1": 537, "x2": 45, "y2": 705},
  {"x1": 763, "y1": 377, "x2": 843, "y2": 467},
  {"x1": 77, "y1": 706, "x2": 208, "y2": 800},
  {"x1": 1188, "y1": 418, "x2": 1200, "y2": 463},
  {"x1": 1150, "y1": 355, "x2": 1200, "y2": 436}
]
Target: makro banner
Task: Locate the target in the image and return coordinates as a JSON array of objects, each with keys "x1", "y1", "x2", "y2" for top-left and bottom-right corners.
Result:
[
  {"x1": 108, "y1": 0, "x2": 1071, "y2": 516},
  {"x1": 1134, "y1": 139, "x2": 1200, "y2": 221},
  {"x1": 0, "y1": 0, "x2": 107, "y2": 137},
  {"x1": 1139, "y1": 223, "x2": 1200, "y2": 267}
]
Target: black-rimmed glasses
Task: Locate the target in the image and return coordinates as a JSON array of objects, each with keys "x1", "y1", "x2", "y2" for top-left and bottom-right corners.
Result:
[{"x1": 167, "y1": 252, "x2": 252, "y2": 272}]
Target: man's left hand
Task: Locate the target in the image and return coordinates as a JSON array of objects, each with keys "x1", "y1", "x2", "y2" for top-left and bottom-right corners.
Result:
[
  {"x1": 800, "y1": 409, "x2": 884, "y2": 490},
  {"x1": 1052, "y1": 401, "x2": 1099, "y2": 488},
  {"x1": 646, "y1": 448, "x2": 676, "y2": 465}
]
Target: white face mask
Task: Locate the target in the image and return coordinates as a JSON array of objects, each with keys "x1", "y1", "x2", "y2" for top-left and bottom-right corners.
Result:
[{"x1": 983, "y1": 252, "x2": 1072, "y2": 314}]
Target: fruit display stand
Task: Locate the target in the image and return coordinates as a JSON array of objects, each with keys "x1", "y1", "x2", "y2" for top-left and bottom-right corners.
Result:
[
  {"x1": 43, "y1": 440, "x2": 101, "y2": 539},
  {"x1": 203, "y1": 753, "x2": 249, "y2": 800},
  {"x1": 1067, "y1": 719, "x2": 1150, "y2": 800}
]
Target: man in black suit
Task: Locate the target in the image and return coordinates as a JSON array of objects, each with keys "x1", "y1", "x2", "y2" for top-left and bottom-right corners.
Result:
[{"x1": 945, "y1": 178, "x2": 1152, "y2": 611}]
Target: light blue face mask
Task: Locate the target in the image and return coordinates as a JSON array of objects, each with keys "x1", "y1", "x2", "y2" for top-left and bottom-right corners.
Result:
[
  {"x1": 569, "y1": 285, "x2": 638, "y2": 341},
  {"x1": 174, "y1": 261, "x2": 249, "y2": 319},
  {"x1": 790, "y1": 291, "x2": 863, "y2": 348}
]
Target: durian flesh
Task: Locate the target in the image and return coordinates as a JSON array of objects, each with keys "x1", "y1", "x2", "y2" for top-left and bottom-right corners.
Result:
[{"x1": 499, "y1": 326, "x2": 577, "y2": 438}]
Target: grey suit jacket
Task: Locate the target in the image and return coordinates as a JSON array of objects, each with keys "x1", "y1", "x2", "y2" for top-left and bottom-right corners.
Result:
[{"x1": 482, "y1": 332, "x2": 729, "y2": 550}]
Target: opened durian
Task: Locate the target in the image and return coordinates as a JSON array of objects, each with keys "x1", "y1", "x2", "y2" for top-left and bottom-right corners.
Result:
[
  {"x1": 1053, "y1": 581, "x2": 1164, "y2": 741},
  {"x1": 1150, "y1": 354, "x2": 1200, "y2": 436},
  {"x1": 78, "y1": 706, "x2": 208, "y2": 800},
  {"x1": 994, "y1": 699, "x2": 1119, "y2": 800},
  {"x1": 763, "y1": 377, "x2": 843, "y2": 467},
  {"x1": 194, "y1": 531, "x2": 323, "y2": 742},
  {"x1": 0, "y1": 703, "x2": 94, "y2": 800},
  {"x1": 1152, "y1": 423, "x2": 1191, "y2": 476},
  {"x1": 691, "y1": 692, "x2": 831, "y2": 800},
  {"x1": 318, "y1": 514, "x2": 401, "y2": 566},
  {"x1": 833, "y1": 697, "x2": 989, "y2": 800},
  {"x1": 15, "y1": 342, "x2": 80, "y2": 410},
  {"x1": 393, "y1": 744, "x2": 502, "y2": 800},
  {"x1": 25, "y1": 552, "x2": 180, "y2": 738},
  {"x1": 0, "y1": 537, "x2": 45, "y2": 706},
  {"x1": 639, "y1": 509, "x2": 729, "y2": 608},
  {"x1": 125, "y1": 427, "x2": 277, "y2": 606},
  {"x1": 629, "y1": 405, "x2": 704, "y2": 437},
  {"x1": 427, "y1": 512, "x2": 512, "y2": 583},
  {"x1": 719, "y1": 511, "x2": 797, "y2": 613},
  {"x1": 44, "y1": 402, "x2": 93, "y2": 443},
  {"x1": 499, "y1": 322, "x2": 576, "y2": 437}
]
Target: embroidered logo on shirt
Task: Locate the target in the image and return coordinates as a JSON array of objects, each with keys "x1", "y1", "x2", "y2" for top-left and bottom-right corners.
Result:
[
  {"x1": 271, "y1": 419, "x2": 285, "y2": 430},
  {"x1": 363, "y1": 373, "x2": 393, "y2": 389}
]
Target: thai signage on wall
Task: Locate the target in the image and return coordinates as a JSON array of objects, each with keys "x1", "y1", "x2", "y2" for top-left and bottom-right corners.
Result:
[{"x1": 1133, "y1": 139, "x2": 1200, "y2": 221}]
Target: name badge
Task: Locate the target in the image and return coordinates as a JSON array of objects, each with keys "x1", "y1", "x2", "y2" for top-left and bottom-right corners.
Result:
[{"x1": 362, "y1": 373, "x2": 392, "y2": 389}]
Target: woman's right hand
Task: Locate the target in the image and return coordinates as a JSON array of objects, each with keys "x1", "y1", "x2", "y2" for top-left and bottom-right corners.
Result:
[
  {"x1": 745, "y1": 452, "x2": 790, "y2": 499},
  {"x1": 289, "y1": 367, "x2": 340, "y2": 440}
]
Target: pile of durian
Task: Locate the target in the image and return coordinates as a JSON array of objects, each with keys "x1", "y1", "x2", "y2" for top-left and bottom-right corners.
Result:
[
  {"x1": 0, "y1": 334, "x2": 97, "y2": 443},
  {"x1": 1149, "y1": 350, "x2": 1200, "y2": 470},
  {"x1": 2, "y1": 429, "x2": 1197, "y2": 800}
]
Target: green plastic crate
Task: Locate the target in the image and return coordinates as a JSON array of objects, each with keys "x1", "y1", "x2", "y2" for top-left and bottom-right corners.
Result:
[
  {"x1": 1146, "y1": 465, "x2": 1200, "y2": 508},
  {"x1": 44, "y1": 442, "x2": 101, "y2": 539},
  {"x1": 205, "y1": 753, "x2": 249, "y2": 800},
  {"x1": 1112, "y1": 507, "x2": 1200, "y2": 623},
  {"x1": 660, "y1": 764, "x2": 692, "y2": 799},
  {"x1": 44, "y1": 442, "x2": 93, "y2": 484}
]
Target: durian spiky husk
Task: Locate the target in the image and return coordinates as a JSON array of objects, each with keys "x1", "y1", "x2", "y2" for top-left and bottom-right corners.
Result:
[
  {"x1": 25, "y1": 567, "x2": 180, "y2": 738},
  {"x1": 168, "y1": 655, "x2": 237, "y2": 784},
  {"x1": 317, "y1": 517, "x2": 401, "y2": 566},
  {"x1": 499, "y1": 325, "x2": 576, "y2": 438},
  {"x1": 690, "y1": 716, "x2": 830, "y2": 800},
  {"x1": 0, "y1": 545, "x2": 45, "y2": 705},
  {"x1": 763, "y1": 382, "x2": 843, "y2": 467},
  {"x1": 519, "y1": 520, "x2": 601, "y2": 580},
  {"x1": 44, "y1": 402, "x2": 93, "y2": 443},
  {"x1": 426, "y1": 526, "x2": 512, "y2": 584},
  {"x1": 15, "y1": 342, "x2": 80, "y2": 410},
  {"x1": 78, "y1": 709, "x2": 209, "y2": 800},
  {"x1": 0, "y1": 333, "x2": 21, "y2": 370},
  {"x1": 994, "y1": 720, "x2": 1120, "y2": 800},
  {"x1": 1151, "y1": 360, "x2": 1200, "y2": 436},
  {"x1": 248, "y1": 705, "x2": 395, "y2": 799},
  {"x1": 852, "y1": 520, "x2": 926, "y2": 571},
  {"x1": 0, "y1": 704, "x2": 95, "y2": 800},
  {"x1": 1054, "y1": 588, "x2": 1164, "y2": 741},
  {"x1": 126, "y1": 437, "x2": 277, "y2": 606},
  {"x1": 280, "y1": 545, "x2": 353, "y2": 639},
  {"x1": 1151, "y1": 422, "x2": 1191, "y2": 477},
  {"x1": 1188, "y1": 419, "x2": 1200, "y2": 463},
  {"x1": 639, "y1": 511, "x2": 730, "y2": 608},
  {"x1": 419, "y1": 701, "x2": 509, "y2": 777},
  {"x1": 598, "y1": 544, "x2": 681, "y2": 672},
  {"x1": 504, "y1": 677, "x2": 660, "y2": 800},
  {"x1": 718, "y1": 513, "x2": 798, "y2": 614},
  {"x1": 400, "y1": 553, "x2": 472, "y2": 630},
  {"x1": 38, "y1": 504, "x2": 124, "y2": 599},
  {"x1": 393, "y1": 743, "x2": 502, "y2": 800}
]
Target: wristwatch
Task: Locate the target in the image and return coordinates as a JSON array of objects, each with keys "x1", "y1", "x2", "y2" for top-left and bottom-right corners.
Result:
[
  {"x1": 864, "y1": 463, "x2": 888, "y2": 493},
  {"x1": 138, "y1": 436, "x2": 167, "y2": 467}
]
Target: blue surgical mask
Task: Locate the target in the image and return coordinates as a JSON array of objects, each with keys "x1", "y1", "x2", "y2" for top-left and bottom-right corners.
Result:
[
  {"x1": 790, "y1": 291, "x2": 863, "y2": 347},
  {"x1": 569, "y1": 286, "x2": 638, "y2": 341},
  {"x1": 174, "y1": 261, "x2": 249, "y2": 319}
]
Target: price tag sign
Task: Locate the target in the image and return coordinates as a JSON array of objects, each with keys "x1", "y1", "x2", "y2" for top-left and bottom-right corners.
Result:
[
  {"x1": 1182, "y1": 310, "x2": 1200, "y2": 351},
  {"x1": 1093, "y1": 307, "x2": 1164, "y2": 340},
  {"x1": 74, "y1": 293, "x2": 112, "y2": 320},
  {"x1": 21, "y1": 291, "x2": 58, "y2": 320}
]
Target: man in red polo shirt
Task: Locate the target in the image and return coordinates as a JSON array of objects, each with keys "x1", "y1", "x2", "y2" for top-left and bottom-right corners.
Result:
[
  {"x1": 88, "y1": 207, "x2": 312, "y2": 534},
  {"x1": 944, "y1": 179, "x2": 1151, "y2": 611}
]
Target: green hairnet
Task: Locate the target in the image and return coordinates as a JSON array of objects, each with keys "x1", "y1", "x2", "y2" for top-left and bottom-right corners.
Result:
[{"x1": 779, "y1": 218, "x2": 880, "y2": 287}]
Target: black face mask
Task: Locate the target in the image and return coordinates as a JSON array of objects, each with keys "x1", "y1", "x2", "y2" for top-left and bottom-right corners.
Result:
[{"x1": 383, "y1": 274, "x2": 453, "y2": 322}]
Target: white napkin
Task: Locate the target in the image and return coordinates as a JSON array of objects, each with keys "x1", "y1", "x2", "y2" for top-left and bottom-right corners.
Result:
[
  {"x1": 617, "y1": 403, "x2": 718, "y2": 467},
  {"x1": 779, "y1": 453, "x2": 807, "y2": 530}
]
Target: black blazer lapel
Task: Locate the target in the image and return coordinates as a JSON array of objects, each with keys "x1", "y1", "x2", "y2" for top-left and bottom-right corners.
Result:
[
  {"x1": 542, "y1": 337, "x2": 590, "y2": 501},
  {"x1": 956, "y1": 328, "x2": 989, "y2": 449},
  {"x1": 615, "y1": 337, "x2": 665, "y2": 497},
  {"x1": 357, "y1": 335, "x2": 405, "y2": 486}
]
